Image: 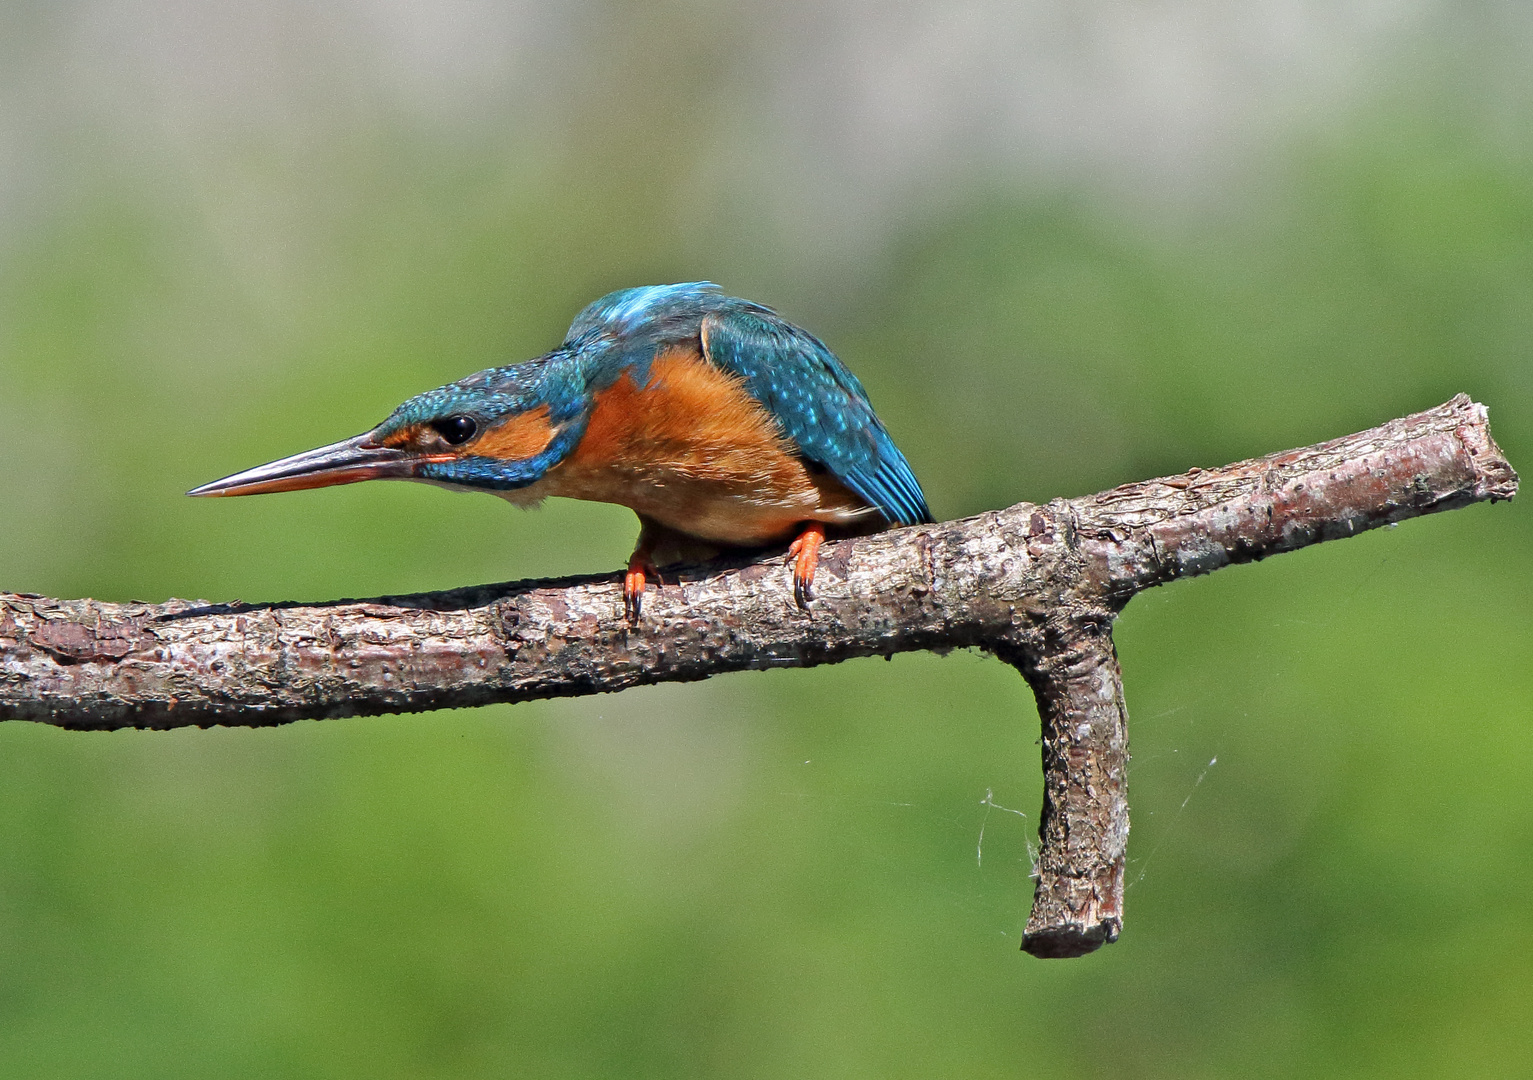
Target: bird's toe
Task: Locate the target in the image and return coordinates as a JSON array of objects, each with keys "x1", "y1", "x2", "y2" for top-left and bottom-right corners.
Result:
[{"x1": 787, "y1": 523, "x2": 826, "y2": 610}]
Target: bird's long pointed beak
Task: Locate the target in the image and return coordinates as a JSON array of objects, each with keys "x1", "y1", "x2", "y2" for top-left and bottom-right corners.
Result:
[{"x1": 187, "y1": 433, "x2": 420, "y2": 497}]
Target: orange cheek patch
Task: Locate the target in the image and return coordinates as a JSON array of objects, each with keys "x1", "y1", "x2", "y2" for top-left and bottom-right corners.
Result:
[
  {"x1": 381, "y1": 424, "x2": 425, "y2": 448},
  {"x1": 474, "y1": 405, "x2": 555, "y2": 461}
]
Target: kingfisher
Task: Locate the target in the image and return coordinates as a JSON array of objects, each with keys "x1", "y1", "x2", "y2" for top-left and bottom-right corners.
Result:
[{"x1": 189, "y1": 283, "x2": 933, "y2": 619}]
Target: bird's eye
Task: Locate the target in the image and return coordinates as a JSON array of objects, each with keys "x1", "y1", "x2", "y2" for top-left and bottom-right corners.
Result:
[{"x1": 430, "y1": 415, "x2": 478, "y2": 445}]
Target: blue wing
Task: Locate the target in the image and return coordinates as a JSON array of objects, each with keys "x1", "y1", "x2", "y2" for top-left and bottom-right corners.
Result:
[{"x1": 700, "y1": 306, "x2": 933, "y2": 526}]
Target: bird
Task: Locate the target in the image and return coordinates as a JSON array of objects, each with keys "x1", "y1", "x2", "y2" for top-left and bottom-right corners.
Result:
[{"x1": 189, "y1": 282, "x2": 933, "y2": 620}]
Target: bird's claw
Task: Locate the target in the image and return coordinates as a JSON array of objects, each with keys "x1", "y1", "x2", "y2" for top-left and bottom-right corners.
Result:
[
  {"x1": 624, "y1": 554, "x2": 662, "y2": 623},
  {"x1": 787, "y1": 523, "x2": 825, "y2": 610}
]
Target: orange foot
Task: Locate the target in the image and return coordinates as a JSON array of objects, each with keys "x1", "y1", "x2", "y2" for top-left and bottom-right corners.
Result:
[
  {"x1": 624, "y1": 549, "x2": 661, "y2": 623},
  {"x1": 787, "y1": 522, "x2": 826, "y2": 609}
]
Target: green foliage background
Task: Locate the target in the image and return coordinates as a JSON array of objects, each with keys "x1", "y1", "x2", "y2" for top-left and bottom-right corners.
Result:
[{"x1": 0, "y1": 6, "x2": 1529, "y2": 1076}]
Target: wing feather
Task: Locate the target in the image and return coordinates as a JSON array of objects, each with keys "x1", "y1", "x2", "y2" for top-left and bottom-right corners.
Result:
[{"x1": 700, "y1": 307, "x2": 933, "y2": 526}]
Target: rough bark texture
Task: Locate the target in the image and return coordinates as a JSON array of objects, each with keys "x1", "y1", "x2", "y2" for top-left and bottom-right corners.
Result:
[{"x1": 0, "y1": 395, "x2": 1517, "y2": 957}]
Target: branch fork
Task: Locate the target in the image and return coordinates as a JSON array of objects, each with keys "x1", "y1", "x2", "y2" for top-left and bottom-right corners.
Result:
[{"x1": 0, "y1": 395, "x2": 1516, "y2": 956}]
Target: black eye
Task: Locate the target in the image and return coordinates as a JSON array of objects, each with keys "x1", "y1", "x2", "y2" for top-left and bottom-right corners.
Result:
[{"x1": 430, "y1": 415, "x2": 478, "y2": 445}]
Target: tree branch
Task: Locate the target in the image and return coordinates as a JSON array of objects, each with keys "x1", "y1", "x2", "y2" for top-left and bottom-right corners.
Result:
[{"x1": 0, "y1": 394, "x2": 1516, "y2": 956}]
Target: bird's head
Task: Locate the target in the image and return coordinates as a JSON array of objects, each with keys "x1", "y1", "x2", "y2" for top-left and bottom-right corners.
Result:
[
  {"x1": 190, "y1": 282, "x2": 723, "y2": 501},
  {"x1": 188, "y1": 351, "x2": 587, "y2": 499}
]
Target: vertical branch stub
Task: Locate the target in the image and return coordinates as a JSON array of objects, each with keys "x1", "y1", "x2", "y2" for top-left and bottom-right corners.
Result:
[{"x1": 1004, "y1": 616, "x2": 1130, "y2": 958}]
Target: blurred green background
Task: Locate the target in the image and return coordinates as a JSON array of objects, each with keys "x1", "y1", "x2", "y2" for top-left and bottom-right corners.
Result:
[{"x1": 0, "y1": 1, "x2": 1529, "y2": 1076}]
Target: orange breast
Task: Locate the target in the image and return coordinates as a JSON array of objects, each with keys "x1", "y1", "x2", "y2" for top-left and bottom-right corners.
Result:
[{"x1": 536, "y1": 346, "x2": 872, "y2": 546}]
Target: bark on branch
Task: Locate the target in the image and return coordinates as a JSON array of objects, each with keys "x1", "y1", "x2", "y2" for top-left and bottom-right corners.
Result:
[{"x1": 0, "y1": 395, "x2": 1517, "y2": 957}]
